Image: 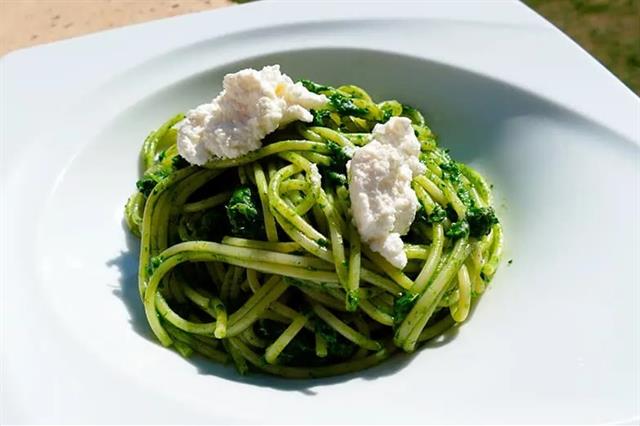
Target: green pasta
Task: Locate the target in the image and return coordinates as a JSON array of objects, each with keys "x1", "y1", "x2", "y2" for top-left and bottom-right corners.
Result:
[{"x1": 125, "y1": 80, "x2": 503, "y2": 378}]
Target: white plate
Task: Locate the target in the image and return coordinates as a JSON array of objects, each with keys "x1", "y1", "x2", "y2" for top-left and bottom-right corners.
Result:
[{"x1": 2, "y1": 1, "x2": 639, "y2": 423}]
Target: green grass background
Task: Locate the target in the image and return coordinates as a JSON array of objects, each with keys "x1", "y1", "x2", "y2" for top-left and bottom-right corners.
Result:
[
  {"x1": 525, "y1": 0, "x2": 640, "y2": 94},
  {"x1": 232, "y1": 1, "x2": 640, "y2": 94}
]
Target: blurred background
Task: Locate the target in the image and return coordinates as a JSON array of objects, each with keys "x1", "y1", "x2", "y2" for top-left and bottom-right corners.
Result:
[{"x1": 1, "y1": 0, "x2": 638, "y2": 94}]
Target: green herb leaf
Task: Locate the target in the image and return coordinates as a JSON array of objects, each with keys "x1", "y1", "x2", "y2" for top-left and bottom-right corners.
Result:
[{"x1": 300, "y1": 79, "x2": 333, "y2": 94}]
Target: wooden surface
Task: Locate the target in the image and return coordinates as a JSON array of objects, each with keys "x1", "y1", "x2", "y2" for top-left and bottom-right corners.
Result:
[
  {"x1": 2, "y1": 0, "x2": 637, "y2": 94},
  {"x1": 524, "y1": 0, "x2": 639, "y2": 94},
  {"x1": 0, "y1": 0, "x2": 234, "y2": 55}
]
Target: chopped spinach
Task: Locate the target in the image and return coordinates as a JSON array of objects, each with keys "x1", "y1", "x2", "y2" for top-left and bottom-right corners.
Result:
[
  {"x1": 445, "y1": 220, "x2": 470, "y2": 239},
  {"x1": 328, "y1": 93, "x2": 368, "y2": 117},
  {"x1": 393, "y1": 292, "x2": 419, "y2": 326},
  {"x1": 225, "y1": 185, "x2": 264, "y2": 239},
  {"x1": 466, "y1": 206, "x2": 499, "y2": 238}
]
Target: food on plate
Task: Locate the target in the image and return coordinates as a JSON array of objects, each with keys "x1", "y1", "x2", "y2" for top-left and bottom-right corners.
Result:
[{"x1": 124, "y1": 65, "x2": 503, "y2": 378}]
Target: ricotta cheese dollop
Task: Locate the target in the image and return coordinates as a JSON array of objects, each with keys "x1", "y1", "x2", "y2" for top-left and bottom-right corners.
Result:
[
  {"x1": 347, "y1": 117, "x2": 426, "y2": 269},
  {"x1": 177, "y1": 65, "x2": 328, "y2": 165}
]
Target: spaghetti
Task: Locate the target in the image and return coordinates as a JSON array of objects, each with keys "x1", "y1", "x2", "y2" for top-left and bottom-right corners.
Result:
[{"x1": 125, "y1": 79, "x2": 503, "y2": 378}]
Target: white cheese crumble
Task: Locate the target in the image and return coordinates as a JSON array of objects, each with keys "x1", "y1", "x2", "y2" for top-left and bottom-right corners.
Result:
[
  {"x1": 347, "y1": 117, "x2": 426, "y2": 269},
  {"x1": 177, "y1": 65, "x2": 328, "y2": 165}
]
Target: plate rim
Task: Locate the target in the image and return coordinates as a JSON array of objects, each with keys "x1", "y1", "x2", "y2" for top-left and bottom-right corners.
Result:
[{"x1": 2, "y1": 1, "x2": 639, "y2": 423}]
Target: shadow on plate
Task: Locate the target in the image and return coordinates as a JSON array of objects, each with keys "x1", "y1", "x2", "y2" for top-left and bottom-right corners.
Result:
[{"x1": 107, "y1": 219, "x2": 460, "y2": 393}]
